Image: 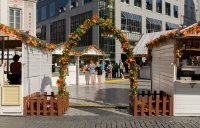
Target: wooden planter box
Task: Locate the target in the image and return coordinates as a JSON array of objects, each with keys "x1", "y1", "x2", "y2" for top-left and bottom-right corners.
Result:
[
  {"x1": 130, "y1": 91, "x2": 173, "y2": 116},
  {"x1": 23, "y1": 92, "x2": 69, "y2": 116}
]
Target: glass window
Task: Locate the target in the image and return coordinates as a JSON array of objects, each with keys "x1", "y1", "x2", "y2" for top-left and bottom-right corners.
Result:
[
  {"x1": 134, "y1": 0, "x2": 141, "y2": 7},
  {"x1": 166, "y1": 22, "x2": 179, "y2": 30},
  {"x1": 174, "y1": 5, "x2": 178, "y2": 18},
  {"x1": 84, "y1": 0, "x2": 92, "y2": 4},
  {"x1": 9, "y1": 8, "x2": 21, "y2": 29},
  {"x1": 121, "y1": 0, "x2": 129, "y2": 4},
  {"x1": 49, "y1": 2, "x2": 56, "y2": 17},
  {"x1": 71, "y1": 0, "x2": 78, "y2": 9},
  {"x1": 41, "y1": 6, "x2": 46, "y2": 20},
  {"x1": 165, "y1": 2, "x2": 171, "y2": 16},
  {"x1": 146, "y1": 18, "x2": 162, "y2": 33},
  {"x1": 146, "y1": 0, "x2": 152, "y2": 11},
  {"x1": 156, "y1": 0, "x2": 162, "y2": 13},
  {"x1": 70, "y1": 11, "x2": 93, "y2": 47},
  {"x1": 121, "y1": 12, "x2": 142, "y2": 33},
  {"x1": 50, "y1": 19, "x2": 66, "y2": 44}
]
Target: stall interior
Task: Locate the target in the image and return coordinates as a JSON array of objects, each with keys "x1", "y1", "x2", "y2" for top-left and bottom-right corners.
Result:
[
  {"x1": 0, "y1": 36, "x2": 22, "y2": 85},
  {"x1": 176, "y1": 38, "x2": 200, "y2": 80}
]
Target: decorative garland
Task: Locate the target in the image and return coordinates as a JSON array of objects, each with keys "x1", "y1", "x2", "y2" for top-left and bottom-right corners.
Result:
[
  {"x1": 57, "y1": 14, "x2": 138, "y2": 96},
  {"x1": 0, "y1": 24, "x2": 57, "y2": 51},
  {"x1": 147, "y1": 22, "x2": 200, "y2": 48},
  {"x1": 70, "y1": 45, "x2": 103, "y2": 56}
]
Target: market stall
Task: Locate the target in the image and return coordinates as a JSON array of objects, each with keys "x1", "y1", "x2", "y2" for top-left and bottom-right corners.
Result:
[
  {"x1": 52, "y1": 45, "x2": 105, "y2": 86},
  {"x1": 0, "y1": 24, "x2": 55, "y2": 115},
  {"x1": 147, "y1": 23, "x2": 200, "y2": 116},
  {"x1": 133, "y1": 31, "x2": 170, "y2": 79}
]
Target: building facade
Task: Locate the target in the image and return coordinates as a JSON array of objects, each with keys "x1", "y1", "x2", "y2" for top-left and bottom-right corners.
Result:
[
  {"x1": 37, "y1": 0, "x2": 181, "y2": 62},
  {"x1": 181, "y1": 0, "x2": 199, "y2": 26},
  {"x1": 0, "y1": 0, "x2": 37, "y2": 36}
]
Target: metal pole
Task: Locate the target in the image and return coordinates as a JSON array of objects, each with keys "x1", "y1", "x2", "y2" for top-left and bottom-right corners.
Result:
[
  {"x1": 7, "y1": 49, "x2": 9, "y2": 76},
  {"x1": 76, "y1": 56, "x2": 80, "y2": 86}
]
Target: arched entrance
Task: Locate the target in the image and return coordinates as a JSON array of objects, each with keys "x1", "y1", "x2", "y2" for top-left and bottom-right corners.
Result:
[{"x1": 56, "y1": 14, "x2": 138, "y2": 97}]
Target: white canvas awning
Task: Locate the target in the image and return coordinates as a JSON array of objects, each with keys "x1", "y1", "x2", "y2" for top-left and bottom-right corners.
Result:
[{"x1": 133, "y1": 31, "x2": 172, "y2": 57}]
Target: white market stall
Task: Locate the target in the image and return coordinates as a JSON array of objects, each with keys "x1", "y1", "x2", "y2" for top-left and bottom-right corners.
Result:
[
  {"x1": 134, "y1": 31, "x2": 172, "y2": 79},
  {"x1": 148, "y1": 23, "x2": 200, "y2": 116},
  {"x1": 52, "y1": 45, "x2": 105, "y2": 86},
  {"x1": 0, "y1": 25, "x2": 53, "y2": 115}
]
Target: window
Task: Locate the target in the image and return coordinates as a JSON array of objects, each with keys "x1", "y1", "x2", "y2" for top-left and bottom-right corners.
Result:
[
  {"x1": 50, "y1": 19, "x2": 66, "y2": 44},
  {"x1": 165, "y1": 2, "x2": 171, "y2": 16},
  {"x1": 166, "y1": 22, "x2": 179, "y2": 30},
  {"x1": 71, "y1": 0, "x2": 78, "y2": 9},
  {"x1": 49, "y1": 2, "x2": 56, "y2": 17},
  {"x1": 9, "y1": 8, "x2": 21, "y2": 29},
  {"x1": 121, "y1": 11, "x2": 142, "y2": 33},
  {"x1": 156, "y1": 0, "x2": 162, "y2": 13},
  {"x1": 70, "y1": 12, "x2": 92, "y2": 47},
  {"x1": 146, "y1": 18, "x2": 162, "y2": 33},
  {"x1": 84, "y1": 0, "x2": 92, "y2": 4},
  {"x1": 146, "y1": 0, "x2": 152, "y2": 11},
  {"x1": 41, "y1": 6, "x2": 46, "y2": 20},
  {"x1": 134, "y1": 0, "x2": 141, "y2": 7},
  {"x1": 41, "y1": 25, "x2": 46, "y2": 40},
  {"x1": 121, "y1": 0, "x2": 129, "y2": 4},
  {"x1": 174, "y1": 5, "x2": 178, "y2": 18}
]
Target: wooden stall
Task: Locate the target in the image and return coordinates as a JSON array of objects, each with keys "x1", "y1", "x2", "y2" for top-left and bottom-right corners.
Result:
[
  {"x1": 0, "y1": 27, "x2": 52, "y2": 115},
  {"x1": 148, "y1": 23, "x2": 200, "y2": 116},
  {"x1": 52, "y1": 45, "x2": 105, "y2": 86}
]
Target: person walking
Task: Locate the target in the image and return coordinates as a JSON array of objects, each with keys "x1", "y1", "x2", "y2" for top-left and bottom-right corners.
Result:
[
  {"x1": 84, "y1": 65, "x2": 90, "y2": 85},
  {"x1": 119, "y1": 60, "x2": 124, "y2": 79},
  {"x1": 95, "y1": 62, "x2": 102, "y2": 85},
  {"x1": 89, "y1": 61, "x2": 96, "y2": 85},
  {"x1": 107, "y1": 62, "x2": 113, "y2": 80}
]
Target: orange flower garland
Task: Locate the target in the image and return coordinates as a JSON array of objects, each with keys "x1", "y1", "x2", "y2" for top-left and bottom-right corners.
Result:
[
  {"x1": 147, "y1": 22, "x2": 200, "y2": 48},
  {"x1": 0, "y1": 23, "x2": 57, "y2": 51}
]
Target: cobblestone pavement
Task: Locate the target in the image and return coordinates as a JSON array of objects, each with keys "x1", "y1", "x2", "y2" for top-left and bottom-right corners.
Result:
[
  {"x1": 1, "y1": 114, "x2": 200, "y2": 128},
  {"x1": 1, "y1": 80, "x2": 200, "y2": 128}
]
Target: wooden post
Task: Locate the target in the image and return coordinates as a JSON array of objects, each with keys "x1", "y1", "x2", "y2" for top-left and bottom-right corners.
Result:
[
  {"x1": 133, "y1": 95, "x2": 138, "y2": 116},
  {"x1": 57, "y1": 96, "x2": 62, "y2": 116},
  {"x1": 51, "y1": 92, "x2": 54, "y2": 97},
  {"x1": 50, "y1": 96, "x2": 54, "y2": 116},
  {"x1": 36, "y1": 92, "x2": 40, "y2": 116},
  {"x1": 30, "y1": 96, "x2": 34, "y2": 116},
  {"x1": 155, "y1": 94, "x2": 159, "y2": 116},
  {"x1": 23, "y1": 97, "x2": 27, "y2": 116},
  {"x1": 148, "y1": 94, "x2": 152, "y2": 116},
  {"x1": 162, "y1": 96, "x2": 167, "y2": 116},
  {"x1": 43, "y1": 92, "x2": 47, "y2": 116},
  {"x1": 169, "y1": 96, "x2": 173, "y2": 116},
  {"x1": 141, "y1": 96, "x2": 145, "y2": 116},
  {"x1": 154, "y1": 91, "x2": 156, "y2": 100}
]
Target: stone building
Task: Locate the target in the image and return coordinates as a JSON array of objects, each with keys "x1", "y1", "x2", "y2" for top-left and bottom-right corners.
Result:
[{"x1": 0, "y1": 0, "x2": 36, "y2": 36}]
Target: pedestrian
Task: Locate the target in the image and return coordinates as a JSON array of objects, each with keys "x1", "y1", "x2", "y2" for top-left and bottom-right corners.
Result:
[
  {"x1": 89, "y1": 60, "x2": 96, "y2": 85},
  {"x1": 84, "y1": 65, "x2": 90, "y2": 85},
  {"x1": 95, "y1": 62, "x2": 102, "y2": 85},
  {"x1": 119, "y1": 60, "x2": 124, "y2": 79},
  {"x1": 107, "y1": 62, "x2": 113, "y2": 80},
  {"x1": 10, "y1": 55, "x2": 21, "y2": 84}
]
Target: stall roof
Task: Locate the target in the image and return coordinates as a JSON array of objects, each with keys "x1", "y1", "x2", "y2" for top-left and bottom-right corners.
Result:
[
  {"x1": 133, "y1": 31, "x2": 172, "y2": 57},
  {"x1": 0, "y1": 23, "x2": 56, "y2": 51},
  {"x1": 53, "y1": 45, "x2": 104, "y2": 56},
  {"x1": 147, "y1": 22, "x2": 200, "y2": 48}
]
